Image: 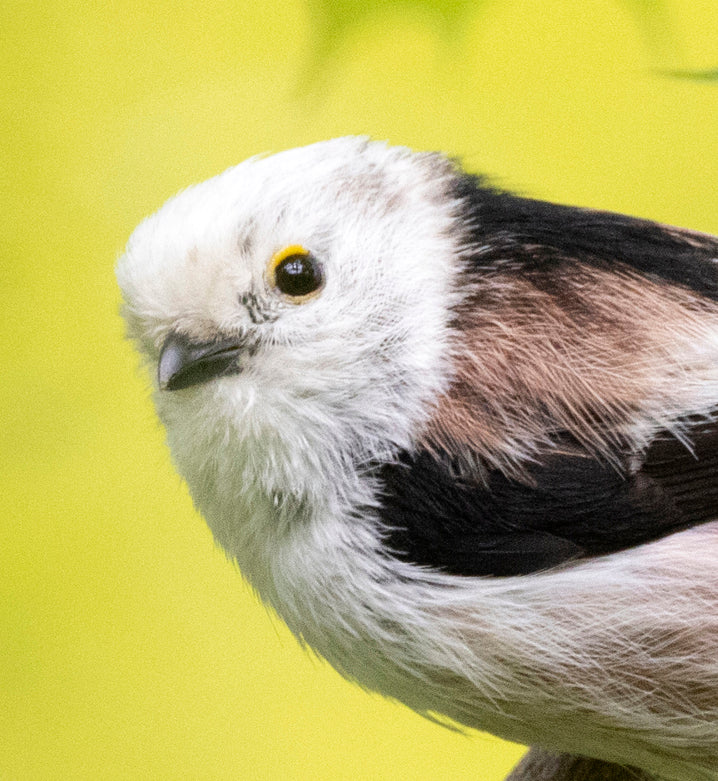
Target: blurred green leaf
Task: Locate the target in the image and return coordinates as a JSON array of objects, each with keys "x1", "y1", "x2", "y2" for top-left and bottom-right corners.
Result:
[
  {"x1": 619, "y1": 0, "x2": 673, "y2": 58},
  {"x1": 622, "y1": 1, "x2": 718, "y2": 83},
  {"x1": 308, "y1": 0, "x2": 674, "y2": 59},
  {"x1": 305, "y1": 0, "x2": 716, "y2": 86},
  {"x1": 663, "y1": 68, "x2": 718, "y2": 82},
  {"x1": 308, "y1": 0, "x2": 484, "y2": 55}
]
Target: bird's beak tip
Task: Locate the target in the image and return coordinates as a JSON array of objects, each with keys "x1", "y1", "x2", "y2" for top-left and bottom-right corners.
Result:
[{"x1": 158, "y1": 331, "x2": 245, "y2": 391}]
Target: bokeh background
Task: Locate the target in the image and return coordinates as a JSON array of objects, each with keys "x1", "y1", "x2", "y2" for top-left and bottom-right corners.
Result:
[{"x1": 3, "y1": 1, "x2": 717, "y2": 779}]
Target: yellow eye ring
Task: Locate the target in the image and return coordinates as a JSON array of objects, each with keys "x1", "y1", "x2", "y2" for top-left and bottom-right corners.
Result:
[{"x1": 267, "y1": 245, "x2": 324, "y2": 302}]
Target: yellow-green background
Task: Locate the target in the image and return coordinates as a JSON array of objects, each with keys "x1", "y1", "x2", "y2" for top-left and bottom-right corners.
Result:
[{"x1": 2, "y1": 2, "x2": 717, "y2": 779}]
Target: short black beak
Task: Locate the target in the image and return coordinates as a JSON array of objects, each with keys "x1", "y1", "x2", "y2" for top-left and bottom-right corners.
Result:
[{"x1": 158, "y1": 332, "x2": 245, "y2": 391}]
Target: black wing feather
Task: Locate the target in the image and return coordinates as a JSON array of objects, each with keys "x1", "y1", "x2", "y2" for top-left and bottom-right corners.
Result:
[
  {"x1": 452, "y1": 173, "x2": 718, "y2": 300},
  {"x1": 378, "y1": 180, "x2": 718, "y2": 577},
  {"x1": 379, "y1": 420, "x2": 718, "y2": 577}
]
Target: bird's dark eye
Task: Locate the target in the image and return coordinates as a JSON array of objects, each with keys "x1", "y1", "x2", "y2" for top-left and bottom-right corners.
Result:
[{"x1": 269, "y1": 245, "x2": 324, "y2": 301}]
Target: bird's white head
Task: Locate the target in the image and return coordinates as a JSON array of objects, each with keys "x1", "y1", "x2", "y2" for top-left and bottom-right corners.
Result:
[{"x1": 117, "y1": 137, "x2": 464, "y2": 562}]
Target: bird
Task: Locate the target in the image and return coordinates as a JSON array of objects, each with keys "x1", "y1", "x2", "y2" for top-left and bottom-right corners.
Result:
[{"x1": 116, "y1": 137, "x2": 718, "y2": 781}]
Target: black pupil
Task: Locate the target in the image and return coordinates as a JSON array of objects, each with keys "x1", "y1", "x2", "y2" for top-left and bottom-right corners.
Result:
[{"x1": 275, "y1": 254, "x2": 322, "y2": 297}]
